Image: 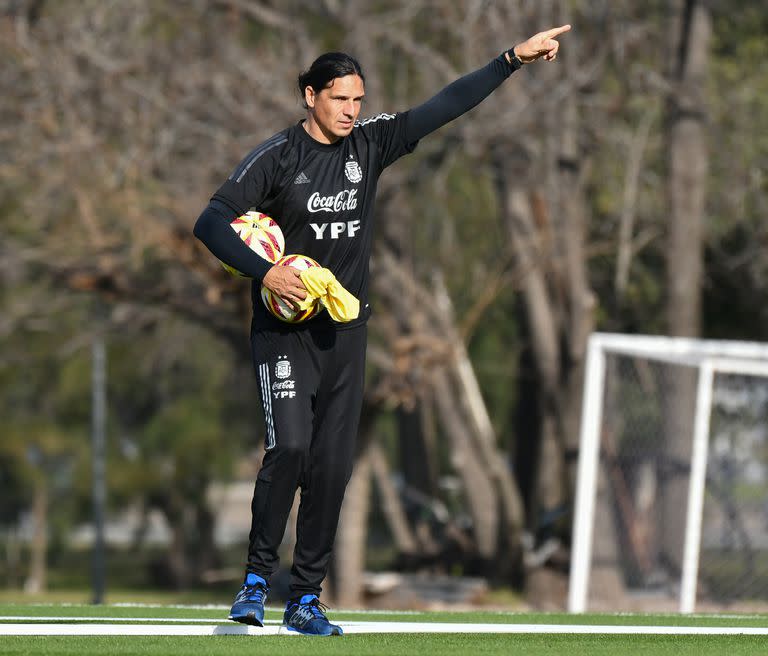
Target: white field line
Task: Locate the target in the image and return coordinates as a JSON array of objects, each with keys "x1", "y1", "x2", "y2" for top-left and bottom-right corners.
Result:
[
  {"x1": 1, "y1": 621, "x2": 768, "y2": 636},
  {"x1": 0, "y1": 616, "x2": 281, "y2": 624}
]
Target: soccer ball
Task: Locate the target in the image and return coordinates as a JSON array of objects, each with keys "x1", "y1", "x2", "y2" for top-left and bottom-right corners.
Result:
[
  {"x1": 261, "y1": 254, "x2": 323, "y2": 323},
  {"x1": 220, "y1": 211, "x2": 284, "y2": 277}
]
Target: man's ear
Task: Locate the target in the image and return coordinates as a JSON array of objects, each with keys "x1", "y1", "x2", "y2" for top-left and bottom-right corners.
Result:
[{"x1": 305, "y1": 86, "x2": 316, "y2": 109}]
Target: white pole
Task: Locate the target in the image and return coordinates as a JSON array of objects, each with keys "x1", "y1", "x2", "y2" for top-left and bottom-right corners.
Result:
[
  {"x1": 568, "y1": 336, "x2": 606, "y2": 613},
  {"x1": 680, "y1": 360, "x2": 714, "y2": 613}
]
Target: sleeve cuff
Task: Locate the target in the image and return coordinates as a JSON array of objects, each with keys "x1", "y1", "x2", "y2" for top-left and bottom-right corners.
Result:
[{"x1": 499, "y1": 50, "x2": 523, "y2": 72}]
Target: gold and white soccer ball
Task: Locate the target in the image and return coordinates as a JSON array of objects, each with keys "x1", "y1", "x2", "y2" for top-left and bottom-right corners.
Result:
[
  {"x1": 220, "y1": 211, "x2": 285, "y2": 276},
  {"x1": 260, "y1": 254, "x2": 323, "y2": 323}
]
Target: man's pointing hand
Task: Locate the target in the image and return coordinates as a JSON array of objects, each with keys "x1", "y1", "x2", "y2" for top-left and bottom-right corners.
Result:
[{"x1": 511, "y1": 24, "x2": 572, "y2": 64}]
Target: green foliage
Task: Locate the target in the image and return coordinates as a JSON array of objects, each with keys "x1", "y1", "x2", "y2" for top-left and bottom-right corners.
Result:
[
  {"x1": 703, "y1": 2, "x2": 768, "y2": 340},
  {"x1": 102, "y1": 318, "x2": 255, "y2": 512}
]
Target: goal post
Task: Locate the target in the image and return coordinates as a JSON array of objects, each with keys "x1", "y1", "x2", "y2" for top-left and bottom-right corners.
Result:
[{"x1": 569, "y1": 333, "x2": 768, "y2": 613}]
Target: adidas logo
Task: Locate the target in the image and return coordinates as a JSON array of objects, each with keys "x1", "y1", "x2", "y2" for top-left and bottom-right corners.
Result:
[{"x1": 294, "y1": 171, "x2": 310, "y2": 185}]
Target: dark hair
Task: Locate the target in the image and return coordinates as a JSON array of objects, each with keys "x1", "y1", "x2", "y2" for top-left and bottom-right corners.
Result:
[{"x1": 298, "y1": 52, "x2": 365, "y2": 107}]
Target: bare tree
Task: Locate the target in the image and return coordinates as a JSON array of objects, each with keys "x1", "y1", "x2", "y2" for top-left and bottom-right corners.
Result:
[
  {"x1": 662, "y1": 0, "x2": 711, "y2": 572},
  {"x1": 4, "y1": 0, "x2": 729, "y2": 609}
]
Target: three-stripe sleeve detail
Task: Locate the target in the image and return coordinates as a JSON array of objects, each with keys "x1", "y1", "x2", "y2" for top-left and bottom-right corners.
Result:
[
  {"x1": 230, "y1": 134, "x2": 288, "y2": 183},
  {"x1": 258, "y1": 363, "x2": 276, "y2": 450},
  {"x1": 355, "y1": 113, "x2": 397, "y2": 127}
]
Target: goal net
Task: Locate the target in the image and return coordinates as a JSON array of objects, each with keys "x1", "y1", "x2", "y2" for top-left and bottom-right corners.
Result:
[{"x1": 569, "y1": 333, "x2": 768, "y2": 613}]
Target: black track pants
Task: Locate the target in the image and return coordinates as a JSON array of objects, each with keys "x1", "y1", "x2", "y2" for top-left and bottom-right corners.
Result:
[{"x1": 245, "y1": 322, "x2": 367, "y2": 598}]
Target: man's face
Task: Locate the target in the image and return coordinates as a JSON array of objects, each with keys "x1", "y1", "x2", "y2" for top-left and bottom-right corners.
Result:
[{"x1": 305, "y1": 75, "x2": 365, "y2": 141}]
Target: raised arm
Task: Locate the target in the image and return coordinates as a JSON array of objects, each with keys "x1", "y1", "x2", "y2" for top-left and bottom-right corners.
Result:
[{"x1": 404, "y1": 24, "x2": 571, "y2": 143}]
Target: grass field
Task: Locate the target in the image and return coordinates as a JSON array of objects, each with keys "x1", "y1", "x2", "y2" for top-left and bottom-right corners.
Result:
[{"x1": 1, "y1": 603, "x2": 766, "y2": 655}]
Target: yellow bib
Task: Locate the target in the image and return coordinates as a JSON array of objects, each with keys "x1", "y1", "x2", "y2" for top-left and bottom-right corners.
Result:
[{"x1": 297, "y1": 268, "x2": 360, "y2": 323}]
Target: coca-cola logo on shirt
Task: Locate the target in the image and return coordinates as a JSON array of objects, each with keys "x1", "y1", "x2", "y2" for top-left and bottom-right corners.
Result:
[{"x1": 307, "y1": 189, "x2": 358, "y2": 213}]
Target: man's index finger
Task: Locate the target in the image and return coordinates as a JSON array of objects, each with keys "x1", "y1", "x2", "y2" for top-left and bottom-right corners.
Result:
[{"x1": 544, "y1": 24, "x2": 572, "y2": 39}]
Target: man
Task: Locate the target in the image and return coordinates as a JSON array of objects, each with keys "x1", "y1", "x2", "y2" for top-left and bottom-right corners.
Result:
[{"x1": 194, "y1": 24, "x2": 570, "y2": 636}]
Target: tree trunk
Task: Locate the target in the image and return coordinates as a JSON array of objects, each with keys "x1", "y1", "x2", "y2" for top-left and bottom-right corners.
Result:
[
  {"x1": 329, "y1": 401, "x2": 379, "y2": 605},
  {"x1": 194, "y1": 501, "x2": 219, "y2": 575},
  {"x1": 165, "y1": 503, "x2": 188, "y2": 590},
  {"x1": 397, "y1": 405, "x2": 437, "y2": 498},
  {"x1": 380, "y1": 188, "x2": 440, "y2": 506},
  {"x1": 23, "y1": 478, "x2": 47, "y2": 594},
  {"x1": 369, "y1": 441, "x2": 420, "y2": 555},
  {"x1": 667, "y1": 0, "x2": 710, "y2": 338},
  {"x1": 332, "y1": 442, "x2": 372, "y2": 607},
  {"x1": 494, "y1": 35, "x2": 596, "y2": 595},
  {"x1": 432, "y1": 374, "x2": 498, "y2": 559},
  {"x1": 555, "y1": 90, "x2": 596, "y2": 493},
  {"x1": 433, "y1": 275, "x2": 526, "y2": 557},
  {"x1": 662, "y1": 0, "x2": 711, "y2": 572},
  {"x1": 495, "y1": 157, "x2": 570, "y2": 547}
]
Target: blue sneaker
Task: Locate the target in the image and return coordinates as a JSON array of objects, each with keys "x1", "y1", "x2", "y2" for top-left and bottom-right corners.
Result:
[
  {"x1": 229, "y1": 573, "x2": 269, "y2": 626},
  {"x1": 283, "y1": 594, "x2": 343, "y2": 636}
]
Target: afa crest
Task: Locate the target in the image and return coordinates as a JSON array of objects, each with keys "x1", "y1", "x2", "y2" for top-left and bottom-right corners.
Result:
[
  {"x1": 345, "y1": 158, "x2": 362, "y2": 184},
  {"x1": 275, "y1": 359, "x2": 291, "y2": 379}
]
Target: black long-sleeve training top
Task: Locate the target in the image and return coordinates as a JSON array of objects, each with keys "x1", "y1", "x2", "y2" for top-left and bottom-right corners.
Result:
[{"x1": 194, "y1": 54, "x2": 518, "y2": 330}]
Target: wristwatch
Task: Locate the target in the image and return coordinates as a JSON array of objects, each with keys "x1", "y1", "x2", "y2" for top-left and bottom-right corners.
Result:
[{"x1": 506, "y1": 48, "x2": 524, "y2": 71}]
